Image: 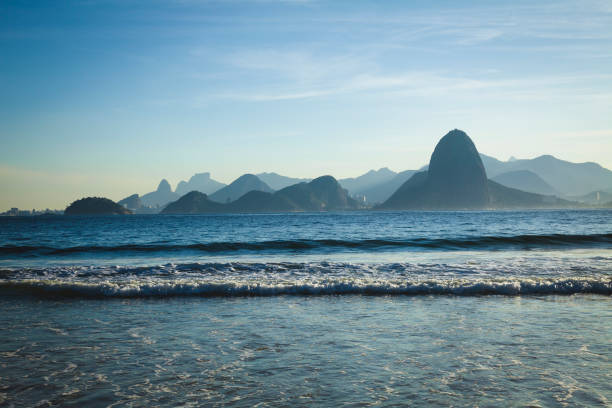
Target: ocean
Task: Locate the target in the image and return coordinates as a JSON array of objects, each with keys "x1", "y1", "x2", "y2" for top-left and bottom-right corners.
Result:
[{"x1": 0, "y1": 210, "x2": 610, "y2": 406}]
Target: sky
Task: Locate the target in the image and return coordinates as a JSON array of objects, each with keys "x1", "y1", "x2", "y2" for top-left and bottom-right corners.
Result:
[{"x1": 1, "y1": 0, "x2": 611, "y2": 210}]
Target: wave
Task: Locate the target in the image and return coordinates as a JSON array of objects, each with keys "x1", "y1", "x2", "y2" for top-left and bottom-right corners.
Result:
[
  {"x1": 0, "y1": 277, "x2": 610, "y2": 298},
  {"x1": 2, "y1": 257, "x2": 610, "y2": 282},
  {"x1": 2, "y1": 233, "x2": 611, "y2": 257}
]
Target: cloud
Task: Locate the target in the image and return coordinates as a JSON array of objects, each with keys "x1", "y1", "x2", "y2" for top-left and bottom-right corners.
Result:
[
  {"x1": 214, "y1": 51, "x2": 612, "y2": 102},
  {"x1": 183, "y1": 0, "x2": 611, "y2": 104}
]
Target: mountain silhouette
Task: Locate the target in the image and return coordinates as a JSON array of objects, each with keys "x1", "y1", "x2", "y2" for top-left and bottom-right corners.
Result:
[
  {"x1": 65, "y1": 197, "x2": 132, "y2": 215},
  {"x1": 379, "y1": 129, "x2": 572, "y2": 210},
  {"x1": 162, "y1": 191, "x2": 225, "y2": 214},
  {"x1": 276, "y1": 175, "x2": 359, "y2": 211},
  {"x1": 256, "y1": 172, "x2": 311, "y2": 190},
  {"x1": 491, "y1": 170, "x2": 557, "y2": 196},
  {"x1": 162, "y1": 176, "x2": 359, "y2": 213},
  {"x1": 209, "y1": 174, "x2": 273, "y2": 203},
  {"x1": 339, "y1": 168, "x2": 397, "y2": 195},
  {"x1": 140, "y1": 179, "x2": 179, "y2": 208},
  {"x1": 481, "y1": 154, "x2": 612, "y2": 196},
  {"x1": 175, "y1": 172, "x2": 226, "y2": 196},
  {"x1": 117, "y1": 194, "x2": 142, "y2": 210},
  {"x1": 226, "y1": 190, "x2": 297, "y2": 212},
  {"x1": 422, "y1": 152, "x2": 612, "y2": 197},
  {"x1": 356, "y1": 170, "x2": 417, "y2": 204}
]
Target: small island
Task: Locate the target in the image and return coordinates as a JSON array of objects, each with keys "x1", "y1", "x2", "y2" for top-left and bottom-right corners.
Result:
[{"x1": 65, "y1": 197, "x2": 132, "y2": 215}]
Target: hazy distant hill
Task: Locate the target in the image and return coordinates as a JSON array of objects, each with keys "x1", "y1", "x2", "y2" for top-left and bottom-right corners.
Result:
[
  {"x1": 209, "y1": 174, "x2": 273, "y2": 203},
  {"x1": 175, "y1": 172, "x2": 226, "y2": 196},
  {"x1": 424, "y1": 153, "x2": 612, "y2": 197},
  {"x1": 487, "y1": 181, "x2": 567, "y2": 208},
  {"x1": 162, "y1": 176, "x2": 359, "y2": 213},
  {"x1": 117, "y1": 194, "x2": 142, "y2": 210},
  {"x1": 478, "y1": 154, "x2": 507, "y2": 177},
  {"x1": 354, "y1": 170, "x2": 418, "y2": 204},
  {"x1": 379, "y1": 130, "x2": 572, "y2": 210},
  {"x1": 140, "y1": 179, "x2": 179, "y2": 208},
  {"x1": 569, "y1": 190, "x2": 612, "y2": 205},
  {"x1": 480, "y1": 154, "x2": 612, "y2": 196},
  {"x1": 226, "y1": 175, "x2": 359, "y2": 212},
  {"x1": 491, "y1": 170, "x2": 558, "y2": 196},
  {"x1": 65, "y1": 197, "x2": 132, "y2": 215},
  {"x1": 275, "y1": 175, "x2": 360, "y2": 211},
  {"x1": 256, "y1": 172, "x2": 311, "y2": 190},
  {"x1": 339, "y1": 168, "x2": 397, "y2": 195}
]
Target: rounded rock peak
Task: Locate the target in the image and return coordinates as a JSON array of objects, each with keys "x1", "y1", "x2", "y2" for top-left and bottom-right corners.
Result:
[
  {"x1": 310, "y1": 175, "x2": 337, "y2": 187},
  {"x1": 427, "y1": 129, "x2": 489, "y2": 208},
  {"x1": 157, "y1": 179, "x2": 172, "y2": 193},
  {"x1": 428, "y1": 129, "x2": 485, "y2": 179},
  {"x1": 235, "y1": 174, "x2": 258, "y2": 182},
  {"x1": 433, "y1": 129, "x2": 475, "y2": 154}
]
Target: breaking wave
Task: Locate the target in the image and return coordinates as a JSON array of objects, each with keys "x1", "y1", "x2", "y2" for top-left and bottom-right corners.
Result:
[{"x1": 1, "y1": 276, "x2": 610, "y2": 298}]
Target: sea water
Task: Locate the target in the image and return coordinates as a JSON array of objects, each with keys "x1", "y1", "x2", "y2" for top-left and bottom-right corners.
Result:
[{"x1": 0, "y1": 210, "x2": 610, "y2": 406}]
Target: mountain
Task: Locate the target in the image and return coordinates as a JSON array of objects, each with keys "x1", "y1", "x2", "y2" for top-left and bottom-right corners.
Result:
[
  {"x1": 275, "y1": 175, "x2": 360, "y2": 211},
  {"x1": 209, "y1": 174, "x2": 273, "y2": 203},
  {"x1": 161, "y1": 176, "x2": 360, "y2": 213},
  {"x1": 226, "y1": 190, "x2": 298, "y2": 212},
  {"x1": 256, "y1": 172, "x2": 311, "y2": 190},
  {"x1": 140, "y1": 179, "x2": 180, "y2": 208},
  {"x1": 339, "y1": 168, "x2": 397, "y2": 195},
  {"x1": 223, "y1": 175, "x2": 360, "y2": 212},
  {"x1": 379, "y1": 129, "x2": 572, "y2": 210},
  {"x1": 429, "y1": 153, "x2": 612, "y2": 197},
  {"x1": 162, "y1": 191, "x2": 225, "y2": 214},
  {"x1": 356, "y1": 170, "x2": 418, "y2": 205},
  {"x1": 117, "y1": 194, "x2": 142, "y2": 210},
  {"x1": 491, "y1": 170, "x2": 558, "y2": 196},
  {"x1": 480, "y1": 154, "x2": 612, "y2": 196},
  {"x1": 175, "y1": 172, "x2": 226, "y2": 196},
  {"x1": 381, "y1": 130, "x2": 489, "y2": 209},
  {"x1": 487, "y1": 181, "x2": 566, "y2": 208},
  {"x1": 65, "y1": 197, "x2": 132, "y2": 215},
  {"x1": 478, "y1": 154, "x2": 507, "y2": 176}
]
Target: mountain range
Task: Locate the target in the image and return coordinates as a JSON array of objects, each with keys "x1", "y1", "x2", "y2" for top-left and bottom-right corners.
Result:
[
  {"x1": 162, "y1": 176, "x2": 360, "y2": 213},
  {"x1": 140, "y1": 179, "x2": 179, "y2": 208},
  {"x1": 256, "y1": 172, "x2": 311, "y2": 190},
  {"x1": 490, "y1": 170, "x2": 557, "y2": 196},
  {"x1": 175, "y1": 173, "x2": 226, "y2": 196},
  {"x1": 343, "y1": 170, "x2": 418, "y2": 205},
  {"x1": 479, "y1": 154, "x2": 612, "y2": 196},
  {"x1": 338, "y1": 168, "x2": 396, "y2": 196},
  {"x1": 209, "y1": 174, "x2": 274, "y2": 203},
  {"x1": 115, "y1": 131, "x2": 612, "y2": 212}
]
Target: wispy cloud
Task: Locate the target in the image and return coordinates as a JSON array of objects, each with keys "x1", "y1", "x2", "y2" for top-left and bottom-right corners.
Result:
[
  {"x1": 213, "y1": 43, "x2": 612, "y2": 102},
  {"x1": 173, "y1": 0, "x2": 612, "y2": 105}
]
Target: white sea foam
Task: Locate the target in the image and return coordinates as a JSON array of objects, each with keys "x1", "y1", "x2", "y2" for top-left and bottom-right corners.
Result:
[
  {"x1": 1, "y1": 259, "x2": 610, "y2": 297},
  {"x1": 0, "y1": 276, "x2": 609, "y2": 297}
]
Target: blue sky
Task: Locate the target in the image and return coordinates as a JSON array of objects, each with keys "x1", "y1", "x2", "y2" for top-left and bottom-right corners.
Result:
[{"x1": 1, "y1": 0, "x2": 611, "y2": 209}]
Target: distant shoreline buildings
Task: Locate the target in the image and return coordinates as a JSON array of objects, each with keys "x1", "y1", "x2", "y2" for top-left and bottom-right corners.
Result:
[{"x1": 0, "y1": 208, "x2": 63, "y2": 216}]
